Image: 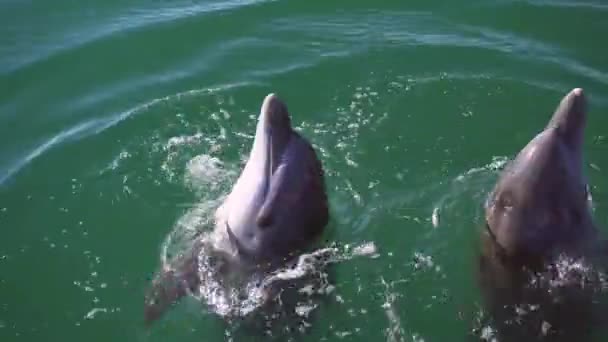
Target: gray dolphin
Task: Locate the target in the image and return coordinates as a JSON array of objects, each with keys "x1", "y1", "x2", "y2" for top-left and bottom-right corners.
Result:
[
  {"x1": 144, "y1": 93, "x2": 329, "y2": 325},
  {"x1": 479, "y1": 88, "x2": 602, "y2": 341},
  {"x1": 483, "y1": 88, "x2": 596, "y2": 267},
  {"x1": 216, "y1": 93, "x2": 329, "y2": 264}
]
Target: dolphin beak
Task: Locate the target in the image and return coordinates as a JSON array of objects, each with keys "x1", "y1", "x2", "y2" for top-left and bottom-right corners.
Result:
[
  {"x1": 547, "y1": 88, "x2": 587, "y2": 148},
  {"x1": 254, "y1": 94, "x2": 278, "y2": 201},
  {"x1": 268, "y1": 131, "x2": 273, "y2": 179}
]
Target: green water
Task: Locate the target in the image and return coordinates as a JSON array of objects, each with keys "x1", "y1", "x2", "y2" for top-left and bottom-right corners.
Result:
[{"x1": 2, "y1": 0, "x2": 608, "y2": 341}]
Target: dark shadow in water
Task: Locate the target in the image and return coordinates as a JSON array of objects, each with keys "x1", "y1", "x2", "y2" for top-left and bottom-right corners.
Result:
[
  {"x1": 475, "y1": 231, "x2": 608, "y2": 342},
  {"x1": 222, "y1": 259, "x2": 337, "y2": 342}
]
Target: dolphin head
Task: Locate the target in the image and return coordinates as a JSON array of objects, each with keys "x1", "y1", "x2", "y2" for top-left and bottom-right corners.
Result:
[
  {"x1": 485, "y1": 88, "x2": 594, "y2": 267},
  {"x1": 222, "y1": 93, "x2": 328, "y2": 265}
]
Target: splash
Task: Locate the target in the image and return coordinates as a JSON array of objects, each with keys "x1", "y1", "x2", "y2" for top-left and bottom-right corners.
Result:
[
  {"x1": 455, "y1": 156, "x2": 509, "y2": 182},
  {"x1": 532, "y1": 254, "x2": 608, "y2": 292},
  {"x1": 186, "y1": 237, "x2": 379, "y2": 321}
]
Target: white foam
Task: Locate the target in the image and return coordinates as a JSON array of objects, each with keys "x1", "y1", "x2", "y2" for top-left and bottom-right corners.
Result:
[{"x1": 84, "y1": 308, "x2": 107, "y2": 320}]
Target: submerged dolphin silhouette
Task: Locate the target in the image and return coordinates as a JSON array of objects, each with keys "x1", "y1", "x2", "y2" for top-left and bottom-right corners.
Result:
[{"x1": 144, "y1": 93, "x2": 329, "y2": 325}]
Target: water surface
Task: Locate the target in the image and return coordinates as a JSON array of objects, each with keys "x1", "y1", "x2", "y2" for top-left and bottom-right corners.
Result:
[{"x1": 1, "y1": 0, "x2": 608, "y2": 341}]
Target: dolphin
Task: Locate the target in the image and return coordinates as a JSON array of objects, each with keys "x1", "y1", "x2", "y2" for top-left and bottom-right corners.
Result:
[
  {"x1": 215, "y1": 93, "x2": 329, "y2": 265},
  {"x1": 479, "y1": 88, "x2": 602, "y2": 341},
  {"x1": 483, "y1": 88, "x2": 596, "y2": 268},
  {"x1": 143, "y1": 93, "x2": 329, "y2": 325}
]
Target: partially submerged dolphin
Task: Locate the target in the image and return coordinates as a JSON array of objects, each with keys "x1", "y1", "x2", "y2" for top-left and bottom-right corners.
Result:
[
  {"x1": 479, "y1": 88, "x2": 603, "y2": 341},
  {"x1": 144, "y1": 93, "x2": 329, "y2": 325},
  {"x1": 216, "y1": 93, "x2": 329, "y2": 265},
  {"x1": 483, "y1": 88, "x2": 596, "y2": 267}
]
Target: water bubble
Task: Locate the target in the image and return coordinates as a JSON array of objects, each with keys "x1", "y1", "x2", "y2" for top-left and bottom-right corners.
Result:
[{"x1": 480, "y1": 326, "x2": 496, "y2": 342}]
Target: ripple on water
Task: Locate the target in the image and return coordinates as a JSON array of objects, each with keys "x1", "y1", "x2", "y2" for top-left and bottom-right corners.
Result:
[
  {"x1": 1, "y1": 0, "x2": 276, "y2": 76},
  {"x1": 519, "y1": 0, "x2": 608, "y2": 10}
]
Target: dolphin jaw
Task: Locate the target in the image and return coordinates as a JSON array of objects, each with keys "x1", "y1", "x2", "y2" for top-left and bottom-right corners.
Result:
[
  {"x1": 225, "y1": 221, "x2": 259, "y2": 259},
  {"x1": 217, "y1": 97, "x2": 280, "y2": 261},
  {"x1": 247, "y1": 104, "x2": 274, "y2": 186}
]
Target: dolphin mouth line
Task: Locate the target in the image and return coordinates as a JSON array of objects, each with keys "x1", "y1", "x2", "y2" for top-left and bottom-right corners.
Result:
[
  {"x1": 485, "y1": 222, "x2": 509, "y2": 259},
  {"x1": 225, "y1": 221, "x2": 256, "y2": 260},
  {"x1": 266, "y1": 130, "x2": 273, "y2": 197},
  {"x1": 258, "y1": 121, "x2": 274, "y2": 201},
  {"x1": 485, "y1": 221, "x2": 555, "y2": 270},
  {"x1": 484, "y1": 222, "x2": 524, "y2": 265}
]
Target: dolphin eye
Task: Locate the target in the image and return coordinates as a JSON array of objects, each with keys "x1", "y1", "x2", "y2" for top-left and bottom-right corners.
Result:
[
  {"x1": 498, "y1": 192, "x2": 514, "y2": 211},
  {"x1": 537, "y1": 208, "x2": 554, "y2": 228},
  {"x1": 257, "y1": 213, "x2": 273, "y2": 228},
  {"x1": 568, "y1": 207, "x2": 582, "y2": 226}
]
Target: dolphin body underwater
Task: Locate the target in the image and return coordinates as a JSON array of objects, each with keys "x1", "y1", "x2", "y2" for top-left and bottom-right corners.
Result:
[
  {"x1": 144, "y1": 93, "x2": 329, "y2": 325},
  {"x1": 479, "y1": 88, "x2": 606, "y2": 341}
]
